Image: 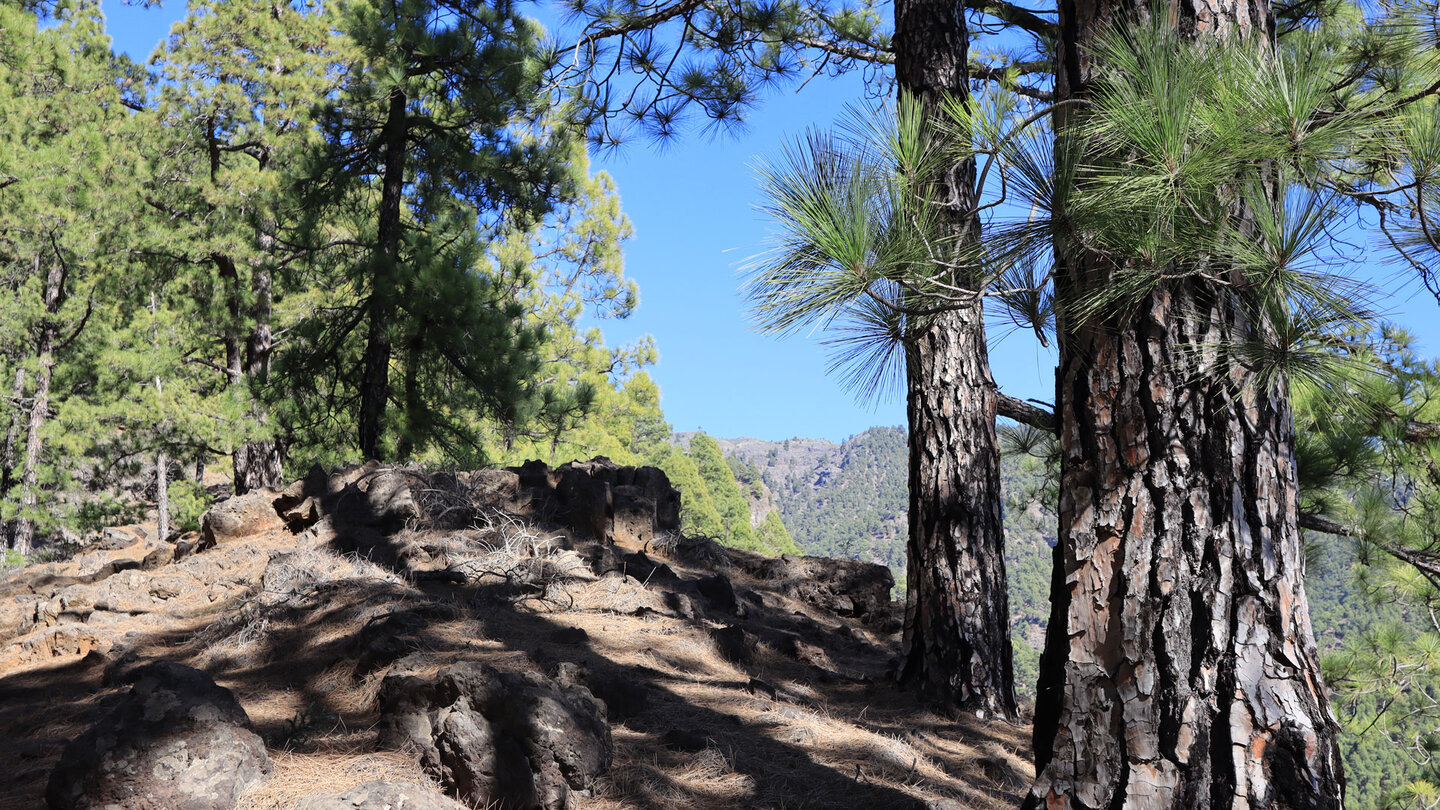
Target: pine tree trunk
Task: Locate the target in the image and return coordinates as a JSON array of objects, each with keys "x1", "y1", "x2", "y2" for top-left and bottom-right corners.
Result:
[
  {"x1": 13, "y1": 256, "x2": 66, "y2": 556},
  {"x1": 233, "y1": 261, "x2": 283, "y2": 494},
  {"x1": 900, "y1": 301, "x2": 1016, "y2": 718},
  {"x1": 357, "y1": 85, "x2": 408, "y2": 462},
  {"x1": 1, "y1": 366, "x2": 25, "y2": 550},
  {"x1": 891, "y1": 0, "x2": 1016, "y2": 717},
  {"x1": 213, "y1": 253, "x2": 245, "y2": 386},
  {"x1": 1025, "y1": 0, "x2": 1344, "y2": 804},
  {"x1": 395, "y1": 323, "x2": 425, "y2": 461},
  {"x1": 1, "y1": 366, "x2": 26, "y2": 498},
  {"x1": 155, "y1": 449, "x2": 169, "y2": 541}
]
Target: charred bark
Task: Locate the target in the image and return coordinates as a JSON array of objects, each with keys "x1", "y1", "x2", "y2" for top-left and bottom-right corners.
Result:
[
  {"x1": 357, "y1": 85, "x2": 408, "y2": 462},
  {"x1": 1025, "y1": 0, "x2": 1344, "y2": 805},
  {"x1": 892, "y1": 0, "x2": 1016, "y2": 717}
]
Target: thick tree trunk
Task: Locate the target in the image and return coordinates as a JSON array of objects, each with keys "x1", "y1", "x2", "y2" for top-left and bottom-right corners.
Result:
[
  {"x1": 900, "y1": 301, "x2": 1016, "y2": 718},
  {"x1": 891, "y1": 0, "x2": 1016, "y2": 717},
  {"x1": 395, "y1": 323, "x2": 425, "y2": 461},
  {"x1": 1025, "y1": 0, "x2": 1344, "y2": 805},
  {"x1": 13, "y1": 256, "x2": 67, "y2": 556},
  {"x1": 357, "y1": 85, "x2": 408, "y2": 462},
  {"x1": 214, "y1": 253, "x2": 245, "y2": 386}
]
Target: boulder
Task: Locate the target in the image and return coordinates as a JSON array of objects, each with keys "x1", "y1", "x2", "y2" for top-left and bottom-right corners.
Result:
[
  {"x1": 625, "y1": 466, "x2": 681, "y2": 534},
  {"x1": 292, "y1": 781, "x2": 468, "y2": 810},
  {"x1": 551, "y1": 662, "x2": 650, "y2": 722},
  {"x1": 619, "y1": 551, "x2": 674, "y2": 584},
  {"x1": 710, "y1": 625, "x2": 755, "y2": 665},
  {"x1": 509, "y1": 459, "x2": 559, "y2": 491},
  {"x1": 460, "y1": 469, "x2": 527, "y2": 514},
  {"x1": 200, "y1": 489, "x2": 285, "y2": 548},
  {"x1": 696, "y1": 573, "x2": 739, "y2": 614},
  {"x1": 377, "y1": 661, "x2": 611, "y2": 810},
  {"x1": 97, "y1": 525, "x2": 149, "y2": 550},
  {"x1": 45, "y1": 661, "x2": 270, "y2": 810},
  {"x1": 358, "y1": 469, "x2": 422, "y2": 527}
]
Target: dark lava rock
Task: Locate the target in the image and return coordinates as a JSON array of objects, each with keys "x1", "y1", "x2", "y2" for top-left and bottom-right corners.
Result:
[
  {"x1": 710, "y1": 625, "x2": 755, "y2": 665},
  {"x1": 46, "y1": 661, "x2": 270, "y2": 810},
  {"x1": 696, "y1": 573, "x2": 738, "y2": 615},
  {"x1": 377, "y1": 661, "x2": 611, "y2": 810}
]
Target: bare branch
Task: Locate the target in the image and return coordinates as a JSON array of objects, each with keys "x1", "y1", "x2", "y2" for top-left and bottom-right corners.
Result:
[
  {"x1": 996, "y1": 391, "x2": 1055, "y2": 432},
  {"x1": 964, "y1": 0, "x2": 1058, "y2": 38}
]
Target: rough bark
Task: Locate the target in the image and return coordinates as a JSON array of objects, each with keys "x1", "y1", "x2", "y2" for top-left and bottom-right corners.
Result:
[
  {"x1": 395, "y1": 323, "x2": 426, "y2": 461},
  {"x1": 997, "y1": 391, "x2": 1056, "y2": 433},
  {"x1": 213, "y1": 252, "x2": 245, "y2": 386},
  {"x1": 900, "y1": 303, "x2": 1017, "y2": 718},
  {"x1": 1025, "y1": 0, "x2": 1344, "y2": 805},
  {"x1": 13, "y1": 255, "x2": 67, "y2": 555},
  {"x1": 892, "y1": 0, "x2": 1017, "y2": 718},
  {"x1": 357, "y1": 85, "x2": 408, "y2": 462}
]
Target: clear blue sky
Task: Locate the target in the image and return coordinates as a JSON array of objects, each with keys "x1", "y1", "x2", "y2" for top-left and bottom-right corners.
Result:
[{"x1": 99, "y1": 0, "x2": 1440, "y2": 443}]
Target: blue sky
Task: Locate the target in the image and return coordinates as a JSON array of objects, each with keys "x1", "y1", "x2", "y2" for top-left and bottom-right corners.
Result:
[{"x1": 98, "y1": 0, "x2": 1440, "y2": 443}]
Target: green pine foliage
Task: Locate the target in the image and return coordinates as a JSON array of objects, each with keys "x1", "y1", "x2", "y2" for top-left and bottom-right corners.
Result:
[
  {"x1": 756, "y1": 509, "x2": 802, "y2": 556},
  {"x1": 646, "y1": 443, "x2": 726, "y2": 539},
  {"x1": 0, "y1": 0, "x2": 659, "y2": 550},
  {"x1": 0, "y1": 0, "x2": 143, "y2": 542},
  {"x1": 686, "y1": 433, "x2": 761, "y2": 551}
]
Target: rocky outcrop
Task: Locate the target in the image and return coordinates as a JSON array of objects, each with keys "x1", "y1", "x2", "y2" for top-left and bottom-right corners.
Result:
[
  {"x1": 540, "y1": 459, "x2": 681, "y2": 544},
  {"x1": 45, "y1": 661, "x2": 270, "y2": 810},
  {"x1": 733, "y1": 553, "x2": 894, "y2": 622},
  {"x1": 292, "y1": 781, "x2": 468, "y2": 810},
  {"x1": 376, "y1": 660, "x2": 611, "y2": 810}
]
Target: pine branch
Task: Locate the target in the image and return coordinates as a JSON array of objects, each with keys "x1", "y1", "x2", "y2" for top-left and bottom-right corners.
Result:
[
  {"x1": 1299, "y1": 512, "x2": 1355, "y2": 536},
  {"x1": 578, "y1": 0, "x2": 707, "y2": 43},
  {"x1": 996, "y1": 391, "x2": 1054, "y2": 433},
  {"x1": 969, "y1": 60, "x2": 1054, "y2": 100},
  {"x1": 964, "y1": 0, "x2": 1057, "y2": 38},
  {"x1": 792, "y1": 35, "x2": 892, "y2": 64}
]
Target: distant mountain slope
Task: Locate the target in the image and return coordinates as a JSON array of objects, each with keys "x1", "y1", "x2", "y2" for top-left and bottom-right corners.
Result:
[{"x1": 690, "y1": 427, "x2": 910, "y2": 571}]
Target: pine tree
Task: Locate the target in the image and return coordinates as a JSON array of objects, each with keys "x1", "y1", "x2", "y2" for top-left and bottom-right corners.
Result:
[
  {"x1": 0, "y1": 0, "x2": 136, "y2": 552},
  {"x1": 687, "y1": 433, "x2": 761, "y2": 550},
  {"x1": 293, "y1": 0, "x2": 574, "y2": 462},
  {"x1": 647, "y1": 443, "x2": 726, "y2": 538},
  {"x1": 1017, "y1": 9, "x2": 1440, "y2": 803},
  {"x1": 757, "y1": 509, "x2": 802, "y2": 555},
  {"x1": 139, "y1": 0, "x2": 343, "y2": 492},
  {"x1": 550, "y1": 0, "x2": 1052, "y2": 717}
]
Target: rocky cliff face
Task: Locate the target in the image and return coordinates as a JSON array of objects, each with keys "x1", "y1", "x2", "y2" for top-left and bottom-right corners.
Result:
[{"x1": 0, "y1": 458, "x2": 1028, "y2": 810}]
